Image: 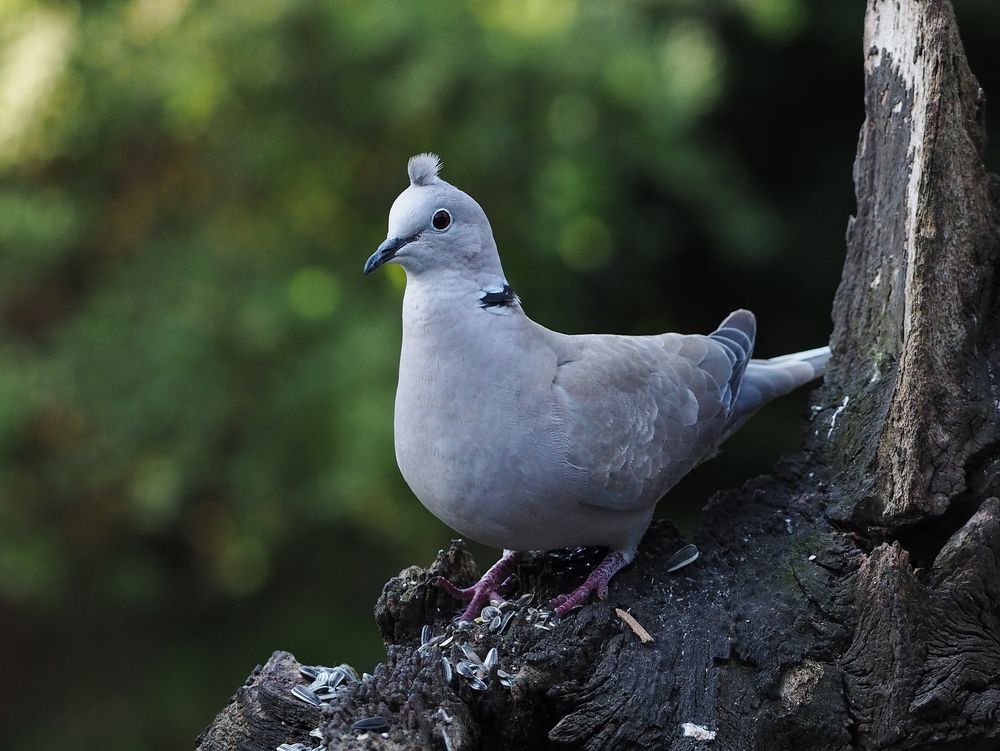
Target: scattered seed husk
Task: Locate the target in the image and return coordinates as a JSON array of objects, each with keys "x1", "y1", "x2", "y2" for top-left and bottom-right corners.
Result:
[
  {"x1": 489, "y1": 615, "x2": 502, "y2": 632},
  {"x1": 351, "y1": 716, "x2": 388, "y2": 732},
  {"x1": 292, "y1": 663, "x2": 361, "y2": 707},
  {"x1": 440, "y1": 656, "x2": 453, "y2": 684},
  {"x1": 421, "y1": 624, "x2": 433, "y2": 646},
  {"x1": 484, "y1": 648, "x2": 498, "y2": 670},
  {"x1": 455, "y1": 661, "x2": 477, "y2": 679},
  {"x1": 309, "y1": 676, "x2": 332, "y2": 693},
  {"x1": 468, "y1": 676, "x2": 488, "y2": 691},
  {"x1": 665, "y1": 544, "x2": 699, "y2": 573},
  {"x1": 460, "y1": 644, "x2": 483, "y2": 666},
  {"x1": 480, "y1": 605, "x2": 501, "y2": 621},
  {"x1": 290, "y1": 685, "x2": 322, "y2": 706},
  {"x1": 440, "y1": 635, "x2": 455, "y2": 647},
  {"x1": 498, "y1": 611, "x2": 516, "y2": 634},
  {"x1": 303, "y1": 664, "x2": 356, "y2": 684},
  {"x1": 418, "y1": 631, "x2": 446, "y2": 654}
]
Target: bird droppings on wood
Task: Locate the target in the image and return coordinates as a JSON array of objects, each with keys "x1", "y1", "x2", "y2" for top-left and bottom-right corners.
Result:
[
  {"x1": 779, "y1": 660, "x2": 825, "y2": 706},
  {"x1": 681, "y1": 722, "x2": 717, "y2": 741}
]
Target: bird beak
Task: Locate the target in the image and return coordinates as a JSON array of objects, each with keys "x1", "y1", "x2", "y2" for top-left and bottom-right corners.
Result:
[{"x1": 364, "y1": 236, "x2": 412, "y2": 275}]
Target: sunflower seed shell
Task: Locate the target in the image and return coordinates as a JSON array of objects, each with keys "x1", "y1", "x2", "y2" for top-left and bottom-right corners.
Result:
[{"x1": 351, "y1": 716, "x2": 389, "y2": 732}]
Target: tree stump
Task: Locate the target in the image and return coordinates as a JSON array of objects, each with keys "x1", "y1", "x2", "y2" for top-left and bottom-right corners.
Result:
[{"x1": 198, "y1": 1, "x2": 1000, "y2": 748}]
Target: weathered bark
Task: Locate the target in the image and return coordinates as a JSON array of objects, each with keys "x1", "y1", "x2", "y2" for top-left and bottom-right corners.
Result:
[
  {"x1": 824, "y1": 0, "x2": 1000, "y2": 532},
  {"x1": 198, "y1": 1, "x2": 1000, "y2": 749}
]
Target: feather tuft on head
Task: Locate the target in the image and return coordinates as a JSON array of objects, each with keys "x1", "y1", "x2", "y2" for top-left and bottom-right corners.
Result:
[{"x1": 407, "y1": 153, "x2": 442, "y2": 186}]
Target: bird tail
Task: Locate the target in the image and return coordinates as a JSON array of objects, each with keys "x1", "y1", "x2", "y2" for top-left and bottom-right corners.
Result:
[
  {"x1": 708, "y1": 309, "x2": 756, "y2": 411},
  {"x1": 724, "y1": 345, "x2": 831, "y2": 437}
]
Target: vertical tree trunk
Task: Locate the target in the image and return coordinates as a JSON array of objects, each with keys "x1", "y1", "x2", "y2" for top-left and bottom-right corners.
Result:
[
  {"x1": 825, "y1": 0, "x2": 999, "y2": 532},
  {"x1": 198, "y1": 1, "x2": 1000, "y2": 749}
]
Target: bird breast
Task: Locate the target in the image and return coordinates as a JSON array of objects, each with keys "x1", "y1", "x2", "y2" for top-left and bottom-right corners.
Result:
[{"x1": 392, "y1": 287, "x2": 578, "y2": 543}]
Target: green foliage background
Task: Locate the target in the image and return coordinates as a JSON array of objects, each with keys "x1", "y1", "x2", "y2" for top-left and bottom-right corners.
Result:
[{"x1": 1, "y1": 0, "x2": 996, "y2": 747}]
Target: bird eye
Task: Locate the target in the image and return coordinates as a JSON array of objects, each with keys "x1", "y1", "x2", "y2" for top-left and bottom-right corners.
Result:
[{"x1": 432, "y1": 209, "x2": 452, "y2": 231}]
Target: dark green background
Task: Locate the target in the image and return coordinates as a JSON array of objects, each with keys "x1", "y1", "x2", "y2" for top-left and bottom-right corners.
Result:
[{"x1": 1, "y1": 1, "x2": 997, "y2": 747}]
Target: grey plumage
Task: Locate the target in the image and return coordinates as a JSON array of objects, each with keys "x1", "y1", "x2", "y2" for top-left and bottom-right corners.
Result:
[
  {"x1": 407, "y1": 153, "x2": 443, "y2": 186},
  {"x1": 365, "y1": 154, "x2": 830, "y2": 612}
]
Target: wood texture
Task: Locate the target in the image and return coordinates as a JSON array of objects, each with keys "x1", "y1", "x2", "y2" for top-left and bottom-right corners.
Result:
[{"x1": 824, "y1": 0, "x2": 1000, "y2": 529}]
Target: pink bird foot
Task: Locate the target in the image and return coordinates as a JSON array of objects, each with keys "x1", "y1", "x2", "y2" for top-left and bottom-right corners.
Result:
[
  {"x1": 433, "y1": 549, "x2": 522, "y2": 622},
  {"x1": 551, "y1": 550, "x2": 631, "y2": 617}
]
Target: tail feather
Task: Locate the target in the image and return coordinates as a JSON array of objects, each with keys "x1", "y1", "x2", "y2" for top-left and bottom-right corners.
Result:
[
  {"x1": 725, "y1": 345, "x2": 830, "y2": 436},
  {"x1": 763, "y1": 346, "x2": 831, "y2": 369},
  {"x1": 708, "y1": 309, "x2": 756, "y2": 411}
]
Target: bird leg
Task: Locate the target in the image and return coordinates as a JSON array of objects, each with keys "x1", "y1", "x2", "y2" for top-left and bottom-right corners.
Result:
[
  {"x1": 550, "y1": 550, "x2": 631, "y2": 617},
  {"x1": 432, "y1": 549, "x2": 523, "y2": 622}
]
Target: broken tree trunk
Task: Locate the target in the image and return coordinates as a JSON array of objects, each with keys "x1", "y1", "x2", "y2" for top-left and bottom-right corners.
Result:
[{"x1": 198, "y1": 1, "x2": 1000, "y2": 748}]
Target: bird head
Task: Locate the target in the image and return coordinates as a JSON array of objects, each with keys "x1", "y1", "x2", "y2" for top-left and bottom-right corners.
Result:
[{"x1": 364, "y1": 154, "x2": 505, "y2": 284}]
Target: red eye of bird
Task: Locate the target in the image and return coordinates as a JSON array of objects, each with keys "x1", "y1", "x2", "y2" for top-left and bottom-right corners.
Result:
[{"x1": 432, "y1": 209, "x2": 451, "y2": 231}]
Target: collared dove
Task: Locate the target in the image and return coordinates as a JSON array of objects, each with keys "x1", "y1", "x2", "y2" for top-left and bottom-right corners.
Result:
[{"x1": 364, "y1": 154, "x2": 830, "y2": 619}]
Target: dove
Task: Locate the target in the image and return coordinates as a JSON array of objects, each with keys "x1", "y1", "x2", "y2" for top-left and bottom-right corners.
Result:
[{"x1": 364, "y1": 154, "x2": 830, "y2": 619}]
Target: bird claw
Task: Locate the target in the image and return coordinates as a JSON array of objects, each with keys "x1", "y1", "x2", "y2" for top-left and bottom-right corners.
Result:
[
  {"x1": 432, "y1": 550, "x2": 522, "y2": 622},
  {"x1": 430, "y1": 576, "x2": 476, "y2": 600},
  {"x1": 549, "y1": 585, "x2": 592, "y2": 617},
  {"x1": 550, "y1": 550, "x2": 630, "y2": 617}
]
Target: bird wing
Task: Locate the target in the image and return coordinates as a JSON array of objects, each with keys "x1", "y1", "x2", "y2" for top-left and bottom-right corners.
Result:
[{"x1": 550, "y1": 311, "x2": 755, "y2": 512}]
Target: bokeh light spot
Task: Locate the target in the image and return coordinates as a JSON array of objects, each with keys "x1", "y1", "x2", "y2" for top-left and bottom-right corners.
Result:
[
  {"x1": 127, "y1": 0, "x2": 192, "y2": 38},
  {"x1": 603, "y1": 50, "x2": 654, "y2": 106},
  {"x1": 0, "y1": 6, "x2": 75, "y2": 166},
  {"x1": 477, "y1": 0, "x2": 578, "y2": 37},
  {"x1": 738, "y1": 0, "x2": 806, "y2": 40},
  {"x1": 661, "y1": 21, "x2": 724, "y2": 115},
  {"x1": 216, "y1": 535, "x2": 269, "y2": 596},
  {"x1": 288, "y1": 267, "x2": 341, "y2": 320},
  {"x1": 130, "y1": 454, "x2": 183, "y2": 530},
  {"x1": 558, "y1": 215, "x2": 613, "y2": 271},
  {"x1": 547, "y1": 93, "x2": 598, "y2": 146}
]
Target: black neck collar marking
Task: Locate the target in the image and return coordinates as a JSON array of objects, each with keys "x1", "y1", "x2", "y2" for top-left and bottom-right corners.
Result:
[{"x1": 479, "y1": 284, "x2": 519, "y2": 309}]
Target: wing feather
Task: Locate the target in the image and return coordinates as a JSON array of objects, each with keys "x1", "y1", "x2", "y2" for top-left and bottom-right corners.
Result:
[{"x1": 552, "y1": 311, "x2": 756, "y2": 512}]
